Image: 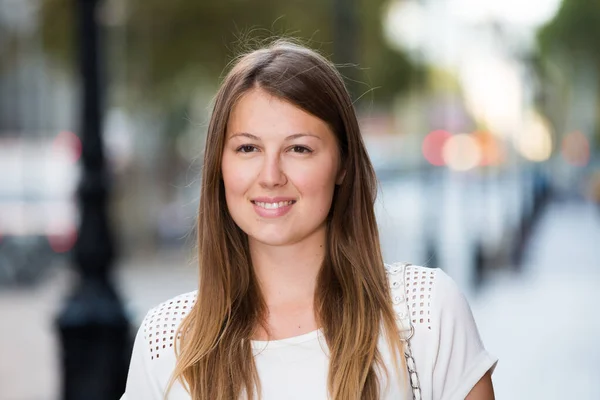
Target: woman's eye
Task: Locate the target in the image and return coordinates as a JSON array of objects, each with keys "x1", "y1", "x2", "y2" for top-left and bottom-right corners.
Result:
[
  {"x1": 290, "y1": 145, "x2": 312, "y2": 154},
  {"x1": 236, "y1": 145, "x2": 258, "y2": 153}
]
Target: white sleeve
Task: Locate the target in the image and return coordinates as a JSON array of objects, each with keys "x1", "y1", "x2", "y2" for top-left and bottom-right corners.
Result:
[
  {"x1": 431, "y1": 270, "x2": 498, "y2": 400},
  {"x1": 120, "y1": 317, "x2": 164, "y2": 399}
]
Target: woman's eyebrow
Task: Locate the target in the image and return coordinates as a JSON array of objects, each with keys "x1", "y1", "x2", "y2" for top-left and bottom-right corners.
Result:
[
  {"x1": 228, "y1": 132, "x2": 260, "y2": 141},
  {"x1": 285, "y1": 133, "x2": 322, "y2": 141},
  {"x1": 227, "y1": 132, "x2": 322, "y2": 141}
]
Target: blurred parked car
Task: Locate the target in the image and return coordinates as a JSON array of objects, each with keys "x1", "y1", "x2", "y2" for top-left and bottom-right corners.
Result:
[{"x1": 0, "y1": 134, "x2": 79, "y2": 285}]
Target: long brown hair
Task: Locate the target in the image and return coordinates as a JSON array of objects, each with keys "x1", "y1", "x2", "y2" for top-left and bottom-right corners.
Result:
[{"x1": 169, "y1": 39, "x2": 407, "y2": 399}]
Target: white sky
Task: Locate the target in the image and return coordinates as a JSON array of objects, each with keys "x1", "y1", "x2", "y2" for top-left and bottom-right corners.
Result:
[
  {"x1": 384, "y1": 0, "x2": 563, "y2": 66},
  {"x1": 449, "y1": 0, "x2": 562, "y2": 27}
]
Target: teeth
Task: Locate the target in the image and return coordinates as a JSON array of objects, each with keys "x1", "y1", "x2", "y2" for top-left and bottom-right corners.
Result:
[{"x1": 254, "y1": 200, "x2": 294, "y2": 209}]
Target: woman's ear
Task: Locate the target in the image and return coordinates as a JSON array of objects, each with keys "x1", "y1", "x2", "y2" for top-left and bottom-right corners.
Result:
[{"x1": 336, "y1": 168, "x2": 346, "y2": 185}]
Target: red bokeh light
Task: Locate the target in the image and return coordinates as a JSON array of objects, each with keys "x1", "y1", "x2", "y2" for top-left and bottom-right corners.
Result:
[
  {"x1": 47, "y1": 224, "x2": 78, "y2": 253},
  {"x1": 52, "y1": 131, "x2": 82, "y2": 163},
  {"x1": 562, "y1": 131, "x2": 590, "y2": 167},
  {"x1": 422, "y1": 130, "x2": 452, "y2": 166}
]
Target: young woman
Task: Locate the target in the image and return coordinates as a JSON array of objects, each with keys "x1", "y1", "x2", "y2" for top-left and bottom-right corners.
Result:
[{"x1": 121, "y1": 40, "x2": 497, "y2": 400}]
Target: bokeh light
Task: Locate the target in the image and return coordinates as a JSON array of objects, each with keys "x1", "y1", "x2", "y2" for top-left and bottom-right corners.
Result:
[
  {"x1": 442, "y1": 133, "x2": 482, "y2": 171},
  {"x1": 46, "y1": 221, "x2": 77, "y2": 253},
  {"x1": 561, "y1": 131, "x2": 590, "y2": 167},
  {"x1": 514, "y1": 111, "x2": 553, "y2": 162},
  {"x1": 461, "y1": 58, "x2": 523, "y2": 137},
  {"x1": 473, "y1": 130, "x2": 504, "y2": 166},
  {"x1": 422, "y1": 129, "x2": 452, "y2": 166},
  {"x1": 52, "y1": 131, "x2": 82, "y2": 164}
]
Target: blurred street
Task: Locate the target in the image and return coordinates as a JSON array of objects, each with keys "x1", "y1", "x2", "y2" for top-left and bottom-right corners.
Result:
[
  {"x1": 1, "y1": 194, "x2": 599, "y2": 400},
  {"x1": 2, "y1": 0, "x2": 600, "y2": 398}
]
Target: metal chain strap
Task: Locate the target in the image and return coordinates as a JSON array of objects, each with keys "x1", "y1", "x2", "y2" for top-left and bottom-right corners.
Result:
[
  {"x1": 402, "y1": 336, "x2": 422, "y2": 400},
  {"x1": 386, "y1": 261, "x2": 423, "y2": 399},
  {"x1": 399, "y1": 262, "x2": 422, "y2": 400}
]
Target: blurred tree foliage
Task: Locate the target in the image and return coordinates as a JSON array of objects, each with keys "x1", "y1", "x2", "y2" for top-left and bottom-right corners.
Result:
[
  {"x1": 39, "y1": 0, "x2": 421, "y2": 111},
  {"x1": 537, "y1": 0, "x2": 600, "y2": 148},
  {"x1": 538, "y1": 0, "x2": 600, "y2": 66}
]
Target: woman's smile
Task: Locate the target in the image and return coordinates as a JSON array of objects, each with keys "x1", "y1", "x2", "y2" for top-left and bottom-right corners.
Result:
[{"x1": 251, "y1": 198, "x2": 297, "y2": 218}]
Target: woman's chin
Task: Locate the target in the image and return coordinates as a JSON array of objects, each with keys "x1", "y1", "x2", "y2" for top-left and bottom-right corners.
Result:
[{"x1": 249, "y1": 234, "x2": 296, "y2": 248}]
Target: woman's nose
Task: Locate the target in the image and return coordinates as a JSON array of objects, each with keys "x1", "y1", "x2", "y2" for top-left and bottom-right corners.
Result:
[{"x1": 258, "y1": 154, "x2": 288, "y2": 188}]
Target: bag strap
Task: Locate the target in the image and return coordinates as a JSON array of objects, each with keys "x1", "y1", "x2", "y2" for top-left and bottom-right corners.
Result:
[{"x1": 386, "y1": 262, "x2": 422, "y2": 400}]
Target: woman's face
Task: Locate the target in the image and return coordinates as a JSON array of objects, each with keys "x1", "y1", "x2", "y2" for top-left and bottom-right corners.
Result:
[{"x1": 221, "y1": 87, "x2": 344, "y2": 247}]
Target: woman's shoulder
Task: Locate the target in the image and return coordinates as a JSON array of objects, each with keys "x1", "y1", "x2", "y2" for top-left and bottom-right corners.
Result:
[
  {"x1": 385, "y1": 262, "x2": 439, "y2": 332},
  {"x1": 139, "y1": 290, "x2": 198, "y2": 361},
  {"x1": 122, "y1": 291, "x2": 199, "y2": 397},
  {"x1": 144, "y1": 290, "x2": 198, "y2": 322},
  {"x1": 384, "y1": 262, "x2": 467, "y2": 329},
  {"x1": 384, "y1": 262, "x2": 480, "y2": 345},
  {"x1": 384, "y1": 262, "x2": 498, "y2": 398}
]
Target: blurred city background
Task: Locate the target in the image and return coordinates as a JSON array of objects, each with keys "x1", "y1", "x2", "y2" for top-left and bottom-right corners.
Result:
[{"x1": 1, "y1": 0, "x2": 599, "y2": 399}]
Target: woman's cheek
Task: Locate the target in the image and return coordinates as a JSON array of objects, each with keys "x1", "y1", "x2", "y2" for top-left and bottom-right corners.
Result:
[
  {"x1": 291, "y1": 166, "x2": 337, "y2": 202},
  {"x1": 223, "y1": 159, "x2": 256, "y2": 193}
]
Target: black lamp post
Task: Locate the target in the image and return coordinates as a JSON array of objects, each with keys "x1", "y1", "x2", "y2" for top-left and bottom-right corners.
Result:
[{"x1": 56, "y1": 1, "x2": 130, "y2": 399}]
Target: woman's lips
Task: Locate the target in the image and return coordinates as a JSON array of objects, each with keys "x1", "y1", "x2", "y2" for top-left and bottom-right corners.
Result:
[{"x1": 251, "y1": 199, "x2": 296, "y2": 218}]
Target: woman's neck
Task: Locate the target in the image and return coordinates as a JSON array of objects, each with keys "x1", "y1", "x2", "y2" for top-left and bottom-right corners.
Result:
[
  {"x1": 249, "y1": 228, "x2": 326, "y2": 340},
  {"x1": 249, "y1": 227, "x2": 326, "y2": 308}
]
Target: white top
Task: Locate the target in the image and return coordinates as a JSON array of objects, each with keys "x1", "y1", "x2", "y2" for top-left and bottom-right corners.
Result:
[{"x1": 121, "y1": 264, "x2": 497, "y2": 399}]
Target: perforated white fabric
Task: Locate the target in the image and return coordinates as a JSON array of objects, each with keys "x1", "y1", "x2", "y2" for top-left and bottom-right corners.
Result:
[
  {"x1": 143, "y1": 291, "x2": 197, "y2": 360},
  {"x1": 405, "y1": 264, "x2": 436, "y2": 330}
]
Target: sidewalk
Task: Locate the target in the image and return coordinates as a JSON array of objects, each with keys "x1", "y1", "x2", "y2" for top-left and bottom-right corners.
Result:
[
  {"x1": 470, "y1": 199, "x2": 600, "y2": 399},
  {"x1": 1, "y1": 199, "x2": 599, "y2": 399},
  {"x1": 0, "y1": 251, "x2": 195, "y2": 400}
]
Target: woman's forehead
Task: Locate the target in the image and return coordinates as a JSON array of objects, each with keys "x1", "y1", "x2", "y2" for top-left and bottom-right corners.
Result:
[{"x1": 226, "y1": 89, "x2": 334, "y2": 141}]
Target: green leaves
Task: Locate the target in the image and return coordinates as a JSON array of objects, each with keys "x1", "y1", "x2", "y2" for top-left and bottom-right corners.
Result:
[
  {"x1": 38, "y1": 0, "x2": 419, "y2": 108},
  {"x1": 538, "y1": 0, "x2": 600, "y2": 64}
]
